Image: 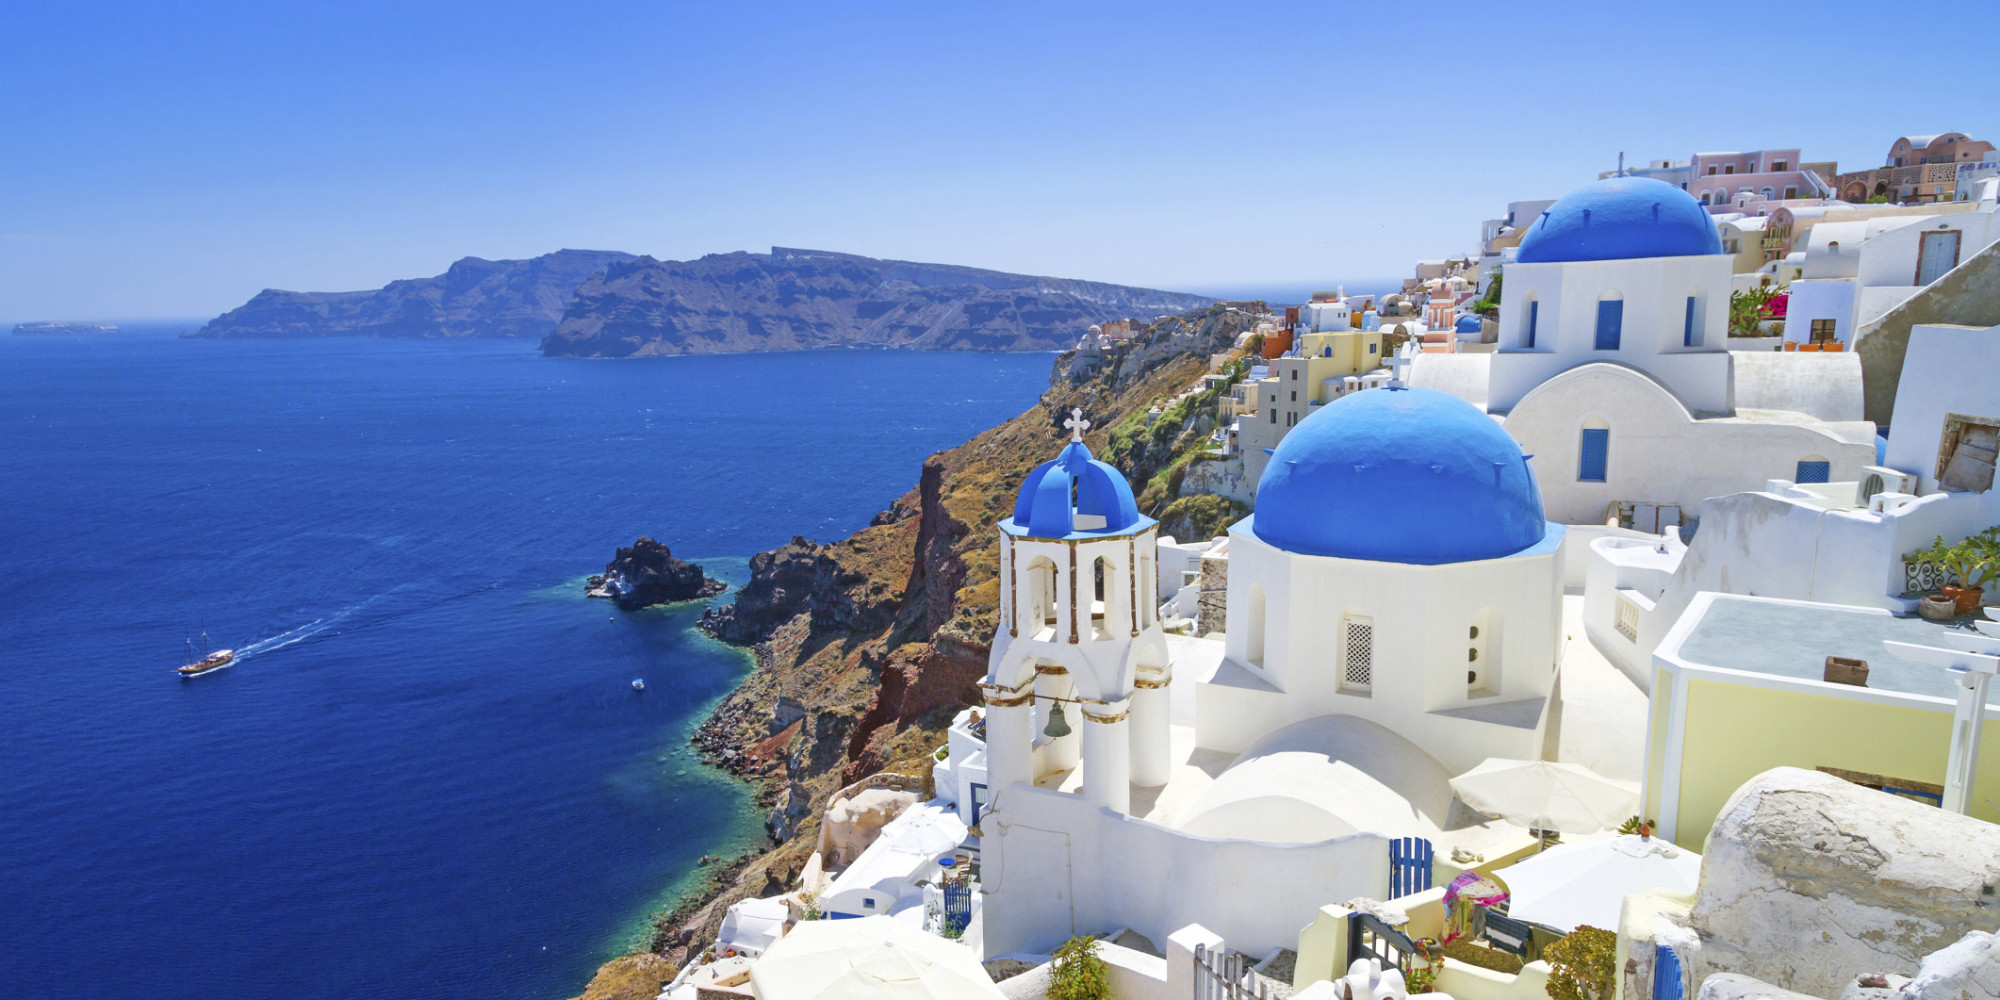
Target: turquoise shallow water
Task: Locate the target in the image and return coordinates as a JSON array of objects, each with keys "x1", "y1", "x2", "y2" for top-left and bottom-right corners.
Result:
[{"x1": 0, "y1": 329, "x2": 1052, "y2": 1000}]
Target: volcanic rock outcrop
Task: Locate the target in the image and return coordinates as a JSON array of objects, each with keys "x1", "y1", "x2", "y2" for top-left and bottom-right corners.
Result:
[{"x1": 586, "y1": 537, "x2": 726, "y2": 610}]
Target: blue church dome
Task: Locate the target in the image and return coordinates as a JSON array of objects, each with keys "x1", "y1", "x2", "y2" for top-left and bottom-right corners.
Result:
[
  {"x1": 1008, "y1": 431, "x2": 1148, "y2": 539},
  {"x1": 1252, "y1": 387, "x2": 1551, "y2": 564},
  {"x1": 1453, "y1": 314, "x2": 1483, "y2": 334},
  {"x1": 1515, "y1": 176, "x2": 1723, "y2": 264}
]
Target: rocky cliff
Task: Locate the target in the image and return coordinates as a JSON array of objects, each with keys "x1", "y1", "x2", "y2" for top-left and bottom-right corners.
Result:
[
  {"x1": 187, "y1": 249, "x2": 638, "y2": 339},
  {"x1": 630, "y1": 303, "x2": 1258, "y2": 971},
  {"x1": 538, "y1": 247, "x2": 1215, "y2": 357}
]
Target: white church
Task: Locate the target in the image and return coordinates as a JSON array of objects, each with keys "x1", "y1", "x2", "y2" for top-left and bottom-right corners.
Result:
[
  {"x1": 1407, "y1": 175, "x2": 1877, "y2": 528},
  {"x1": 965, "y1": 393, "x2": 1566, "y2": 958}
]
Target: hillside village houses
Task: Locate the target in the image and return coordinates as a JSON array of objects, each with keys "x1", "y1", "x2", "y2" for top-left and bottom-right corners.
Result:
[{"x1": 659, "y1": 136, "x2": 2000, "y2": 1000}]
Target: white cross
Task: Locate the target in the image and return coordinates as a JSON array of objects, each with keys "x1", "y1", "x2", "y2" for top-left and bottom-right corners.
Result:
[{"x1": 1064, "y1": 407, "x2": 1090, "y2": 442}]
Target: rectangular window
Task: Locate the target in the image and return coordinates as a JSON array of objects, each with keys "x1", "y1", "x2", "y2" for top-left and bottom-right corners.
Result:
[
  {"x1": 1368, "y1": 343, "x2": 1376, "y2": 354},
  {"x1": 1683, "y1": 296, "x2": 1698, "y2": 347},
  {"x1": 1795, "y1": 460, "x2": 1831, "y2": 484},
  {"x1": 1810, "y1": 319, "x2": 1837, "y2": 344},
  {"x1": 1594, "y1": 300, "x2": 1623, "y2": 350},
  {"x1": 1707, "y1": 166, "x2": 1717, "y2": 176},
  {"x1": 1342, "y1": 616, "x2": 1373, "y2": 693},
  {"x1": 1291, "y1": 369, "x2": 1299, "y2": 380},
  {"x1": 1269, "y1": 410, "x2": 1276, "y2": 424},
  {"x1": 1784, "y1": 186, "x2": 1797, "y2": 199},
  {"x1": 1724, "y1": 164, "x2": 1735, "y2": 174},
  {"x1": 1290, "y1": 391, "x2": 1296, "y2": 402},
  {"x1": 1774, "y1": 160, "x2": 1788, "y2": 171},
  {"x1": 1579, "y1": 428, "x2": 1610, "y2": 482},
  {"x1": 1525, "y1": 301, "x2": 1538, "y2": 348}
]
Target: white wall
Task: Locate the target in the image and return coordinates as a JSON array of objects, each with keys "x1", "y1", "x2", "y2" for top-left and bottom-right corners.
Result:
[
  {"x1": 1492, "y1": 254, "x2": 1733, "y2": 413},
  {"x1": 1204, "y1": 523, "x2": 1563, "y2": 775},
  {"x1": 979, "y1": 783, "x2": 1389, "y2": 959},
  {"x1": 1503, "y1": 364, "x2": 1875, "y2": 525},
  {"x1": 1886, "y1": 323, "x2": 2000, "y2": 493},
  {"x1": 1730, "y1": 350, "x2": 1866, "y2": 421}
]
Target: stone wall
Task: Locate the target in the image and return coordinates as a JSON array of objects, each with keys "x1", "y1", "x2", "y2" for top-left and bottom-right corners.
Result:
[
  {"x1": 1858, "y1": 240, "x2": 2000, "y2": 425},
  {"x1": 1685, "y1": 767, "x2": 2000, "y2": 998}
]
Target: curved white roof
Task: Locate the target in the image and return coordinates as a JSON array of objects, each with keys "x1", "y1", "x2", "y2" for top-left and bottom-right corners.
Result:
[{"x1": 1176, "y1": 716, "x2": 1453, "y2": 844}]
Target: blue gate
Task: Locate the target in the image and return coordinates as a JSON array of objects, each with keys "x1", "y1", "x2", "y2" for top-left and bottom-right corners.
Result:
[
  {"x1": 1388, "y1": 837, "x2": 1434, "y2": 898},
  {"x1": 941, "y1": 879, "x2": 972, "y2": 938},
  {"x1": 1653, "y1": 945, "x2": 1684, "y2": 1000}
]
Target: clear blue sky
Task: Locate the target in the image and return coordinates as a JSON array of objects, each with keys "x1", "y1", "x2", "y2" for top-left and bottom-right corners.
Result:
[{"x1": 1, "y1": 1, "x2": 1987, "y2": 321}]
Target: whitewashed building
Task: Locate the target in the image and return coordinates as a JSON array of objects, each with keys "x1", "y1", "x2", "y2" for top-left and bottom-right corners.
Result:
[{"x1": 1408, "y1": 175, "x2": 1876, "y2": 526}]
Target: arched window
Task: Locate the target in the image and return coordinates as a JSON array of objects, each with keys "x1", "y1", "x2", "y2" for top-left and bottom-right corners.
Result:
[
  {"x1": 1697, "y1": 191, "x2": 1710, "y2": 205},
  {"x1": 1245, "y1": 585, "x2": 1266, "y2": 667},
  {"x1": 1579, "y1": 419, "x2": 1610, "y2": 482},
  {"x1": 1594, "y1": 291, "x2": 1624, "y2": 350},
  {"x1": 1025, "y1": 556, "x2": 1060, "y2": 635},
  {"x1": 1091, "y1": 555, "x2": 1113, "y2": 640},
  {"x1": 1683, "y1": 292, "x2": 1701, "y2": 348},
  {"x1": 1760, "y1": 186, "x2": 1775, "y2": 201}
]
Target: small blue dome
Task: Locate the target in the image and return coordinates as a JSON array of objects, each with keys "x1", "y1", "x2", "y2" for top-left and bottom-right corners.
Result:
[
  {"x1": 1253, "y1": 387, "x2": 1549, "y2": 564},
  {"x1": 1009, "y1": 440, "x2": 1146, "y2": 538},
  {"x1": 1453, "y1": 314, "x2": 1483, "y2": 334},
  {"x1": 1515, "y1": 176, "x2": 1723, "y2": 264}
]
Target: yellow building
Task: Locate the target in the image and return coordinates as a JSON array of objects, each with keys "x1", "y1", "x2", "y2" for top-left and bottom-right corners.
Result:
[{"x1": 1644, "y1": 592, "x2": 2000, "y2": 849}]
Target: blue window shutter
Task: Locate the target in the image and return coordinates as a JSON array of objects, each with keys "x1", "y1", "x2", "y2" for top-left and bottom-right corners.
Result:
[
  {"x1": 1526, "y1": 301, "x2": 1538, "y2": 348},
  {"x1": 1579, "y1": 428, "x2": 1610, "y2": 482},
  {"x1": 1595, "y1": 300, "x2": 1623, "y2": 350},
  {"x1": 1795, "y1": 460, "x2": 1830, "y2": 484},
  {"x1": 1684, "y1": 296, "x2": 1697, "y2": 347}
]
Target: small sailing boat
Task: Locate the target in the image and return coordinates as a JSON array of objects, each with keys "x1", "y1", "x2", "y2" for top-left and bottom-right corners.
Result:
[
  {"x1": 178, "y1": 632, "x2": 235, "y2": 678},
  {"x1": 631, "y1": 678, "x2": 646, "y2": 692}
]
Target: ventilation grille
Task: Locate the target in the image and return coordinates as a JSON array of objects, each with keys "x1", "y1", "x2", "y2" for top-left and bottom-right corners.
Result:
[{"x1": 1343, "y1": 619, "x2": 1374, "y2": 691}]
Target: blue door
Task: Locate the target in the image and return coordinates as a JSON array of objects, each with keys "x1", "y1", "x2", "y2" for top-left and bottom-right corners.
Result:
[
  {"x1": 1596, "y1": 300, "x2": 1623, "y2": 350},
  {"x1": 969, "y1": 782, "x2": 988, "y2": 827},
  {"x1": 1388, "y1": 837, "x2": 1434, "y2": 898},
  {"x1": 1580, "y1": 428, "x2": 1610, "y2": 482},
  {"x1": 1654, "y1": 945, "x2": 1684, "y2": 1000}
]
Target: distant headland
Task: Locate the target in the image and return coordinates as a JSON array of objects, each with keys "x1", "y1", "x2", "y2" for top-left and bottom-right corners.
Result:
[{"x1": 183, "y1": 247, "x2": 1214, "y2": 356}]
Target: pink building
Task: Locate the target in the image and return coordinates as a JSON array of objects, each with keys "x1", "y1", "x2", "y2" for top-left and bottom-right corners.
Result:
[{"x1": 1688, "y1": 149, "x2": 1830, "y2": 214}]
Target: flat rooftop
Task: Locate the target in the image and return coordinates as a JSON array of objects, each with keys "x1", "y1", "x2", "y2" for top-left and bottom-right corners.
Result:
[{"x1": 1674, "y1": 595, "x2": 1999, "y2": 705}]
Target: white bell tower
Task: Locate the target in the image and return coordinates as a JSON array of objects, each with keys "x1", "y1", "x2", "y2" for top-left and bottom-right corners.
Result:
[{"x1": 981, "y1": 409, "x2": 1173, "y2": 814}]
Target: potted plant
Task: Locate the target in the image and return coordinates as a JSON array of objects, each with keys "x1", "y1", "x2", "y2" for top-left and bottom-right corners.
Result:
[{"x1": 1910, "y1": 528, "x2": 2000, "y2": 616}]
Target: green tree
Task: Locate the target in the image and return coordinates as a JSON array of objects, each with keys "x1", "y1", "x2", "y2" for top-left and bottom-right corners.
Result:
[
  {"x1": 1544, "y1": 926, "x2": 1617, "y2": 1000},
  {"x1": 1047, "y1": 935, "x2": 1112, "y2": 1000}
]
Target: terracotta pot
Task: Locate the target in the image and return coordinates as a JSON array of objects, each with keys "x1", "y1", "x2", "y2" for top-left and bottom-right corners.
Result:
[
  {"x1": 1920, "y1": 595, "x2": 1959, "y2": 622},
  {"x1": 1942, "y1": 585, "x2": 1986, "y2": 616}
]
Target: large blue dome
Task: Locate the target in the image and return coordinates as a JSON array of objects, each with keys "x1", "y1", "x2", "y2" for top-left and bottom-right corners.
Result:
[
  {"x1": 1515, "y1": 176, "x2": 1723, "y2": 264},
  {"x1": 1252, "y1": 387, "x2": 1550, "y2": 564},
  {"x1": 1008, "y1": 439, "x2": 1148, "y2": 539}
]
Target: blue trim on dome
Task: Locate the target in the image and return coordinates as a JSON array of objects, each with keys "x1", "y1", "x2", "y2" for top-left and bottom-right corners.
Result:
[
  {"x1": 1516, "y1": 176, "x2": 1723, "y2": 264},
  {"x1": 1007, "y1": 440, "x2": 1150, "y2": 539},
  {"x1": 1251, "y1": 386, "x2": 1550, "y2": 564}
]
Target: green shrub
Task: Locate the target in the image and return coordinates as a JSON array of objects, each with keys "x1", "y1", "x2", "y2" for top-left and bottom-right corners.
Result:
[
  {"x1": 1047, "y1": 935, "x2": 1112, "y2": 1000},
  {"x1": 1544, "y1": 926, "x2": 1617, "y2": 1000}
]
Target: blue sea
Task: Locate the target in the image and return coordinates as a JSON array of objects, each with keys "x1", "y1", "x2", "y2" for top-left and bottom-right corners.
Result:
[{"x1": 0, "y1": 328, "x2": 1052, "y2": 1000}]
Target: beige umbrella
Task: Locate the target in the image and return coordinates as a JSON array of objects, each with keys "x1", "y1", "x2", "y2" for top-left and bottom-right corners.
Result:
[
  {"x1": 1449, "y1": 758, "x2": 1640, "y2": 834},
  {"x1": 749, "y1": 915, "x2": 1002, "y2": 1000}
]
